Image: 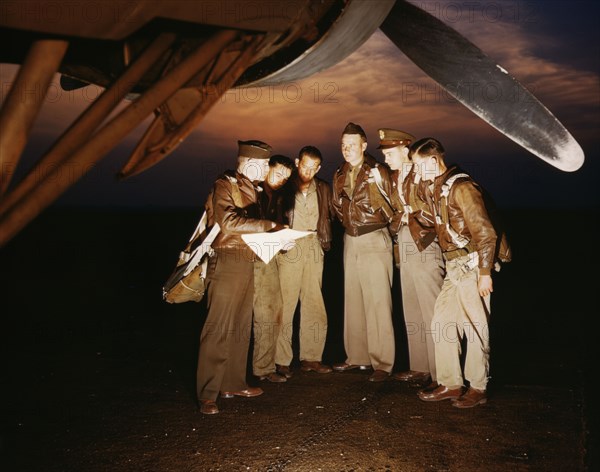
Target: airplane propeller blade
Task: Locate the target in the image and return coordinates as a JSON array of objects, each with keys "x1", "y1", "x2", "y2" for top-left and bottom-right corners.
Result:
[{"x1": 380, "y1": 0, "x2": 584, "y2": 172}]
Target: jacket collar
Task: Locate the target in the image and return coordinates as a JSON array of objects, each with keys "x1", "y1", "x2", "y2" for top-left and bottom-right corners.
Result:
[{"x1": 434, "y1": 165, "x2": 462, "y2": 186}]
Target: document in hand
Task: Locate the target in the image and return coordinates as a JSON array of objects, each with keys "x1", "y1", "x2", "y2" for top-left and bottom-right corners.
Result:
[{"x1": 241, "y1": 229, "x2": 314, "y2": 264}]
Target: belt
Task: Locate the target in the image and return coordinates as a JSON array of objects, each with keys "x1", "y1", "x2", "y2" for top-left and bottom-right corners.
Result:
[
  {"x1": 443, "y1": 242, "x2": 476, "y2": 261},
  {"x1": 349, "y1": 223, "x2": 388, "y2": 237}
]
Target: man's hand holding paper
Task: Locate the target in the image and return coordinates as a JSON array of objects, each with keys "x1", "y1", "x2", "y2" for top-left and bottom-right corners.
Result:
[{"x1": 242, "y1": 229, "x2": 314, "y2": 264}]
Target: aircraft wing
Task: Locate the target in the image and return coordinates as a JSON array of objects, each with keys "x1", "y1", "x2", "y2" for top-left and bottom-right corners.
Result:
[{"x1": 0, "y1": 0, "x2": 584, "y2": 246}]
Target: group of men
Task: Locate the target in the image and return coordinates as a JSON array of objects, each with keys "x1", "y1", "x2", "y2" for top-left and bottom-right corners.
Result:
[{"x1": 195, "y1": 122, "x2": 508, "y2": 415}]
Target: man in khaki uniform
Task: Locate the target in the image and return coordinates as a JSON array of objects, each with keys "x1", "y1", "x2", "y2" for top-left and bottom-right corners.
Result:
[
  {"x1": 378, "y1": 129, "x2": 444, "y2": 390},
  {"x1": 411, "y1": 137, "x2": 500, "y2": 408},
  {"x1": 253, "y1": 155, "x2": 294, "y2": 383},
  {"x1": 275, "y1": 146, "x2": 333, "y2": 378},
  {"x1": 331, "y1": 122, "x2": 395, "y2": 382},
  {"x1": 197, "y1": 140, "x2": 280, "y2": 415}
]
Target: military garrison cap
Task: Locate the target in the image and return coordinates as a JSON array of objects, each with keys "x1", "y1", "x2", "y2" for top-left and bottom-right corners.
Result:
[
  {"x1": 341, "y1": 122, "x2": 367, "y2": 141},
  {"x1": 237, "y1": 140, "x2": 272, "y2": 159},
  {"x1": 377, "y1": 128, "x2": 415, "y2": 149}
]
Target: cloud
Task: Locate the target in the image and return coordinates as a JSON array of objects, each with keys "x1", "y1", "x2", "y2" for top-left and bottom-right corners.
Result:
[
  {"x1": 1, "y1": 0, "x2": 597, "y2": 208},
  {"x1": 408, "y1": 1, "x2": 600, "y2": 126}
]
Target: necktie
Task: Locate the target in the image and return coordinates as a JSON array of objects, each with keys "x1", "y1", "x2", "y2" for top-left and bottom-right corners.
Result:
[{"x1": 349, "y1": 165, "x2": 359, "y2": 193}]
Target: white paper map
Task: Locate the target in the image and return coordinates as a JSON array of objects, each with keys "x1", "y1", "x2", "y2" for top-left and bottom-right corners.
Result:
[{"x1": 242, "y1": 229, "x2": 314, "y2": 264}]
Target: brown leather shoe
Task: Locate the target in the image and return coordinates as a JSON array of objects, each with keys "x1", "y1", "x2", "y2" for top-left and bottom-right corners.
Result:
[
  {"x1": 368, "y1": 369, "x2": 390, "y2": 382},
  {"x1": 220, "y1": 387, "x2": 264, "y2": 399},
  {"x1": 332, "y1": 362, "x2": 371, "y2": 372},
  {"x1": 276, "y1": 364, "x2": 293, "y2": 379},
  {"x1": 200, "y1": 400, "x2": 219, "y2": 415},
  {"x1": 418, "y1": 380, "x2": 439, "y2": 394},
  {"x1": 392, "y1": 370, "x2": 431, "y2": 383},
  {"x1": 452, "y1": 387, "x2": 487, "y2": 408},
  {"x1": 301, "y1": 360, "x2": 333, "y2": 374},
  {"x1": 418, "y1": 385, "x2": 463, "y2": 402},
  {"x1": 259, "y1": 372, "x2": 287, "y2": 383}
]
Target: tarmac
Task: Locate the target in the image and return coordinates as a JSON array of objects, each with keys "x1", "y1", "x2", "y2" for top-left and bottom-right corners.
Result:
[{"x1": 1, "y1": 209, "x2": 595, "y2": 471}]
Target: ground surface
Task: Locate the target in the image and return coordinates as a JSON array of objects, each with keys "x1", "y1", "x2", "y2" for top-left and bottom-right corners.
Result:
[{"x1": 1, "y1": 209, "x2": 596, "y2": 471}]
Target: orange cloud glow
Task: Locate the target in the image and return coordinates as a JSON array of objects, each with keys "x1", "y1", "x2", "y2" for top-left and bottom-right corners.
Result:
[{"x1": 1, "y1": 0, "x2": 598, "y2": 206}]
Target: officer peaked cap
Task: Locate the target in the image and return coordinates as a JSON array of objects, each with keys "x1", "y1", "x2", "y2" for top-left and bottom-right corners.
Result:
[
  {"x1": 377, "y1": 128, "x2": 416, "y2": 149},
  {"x1": 237, "y1": 140, "x2": 272, "y2": 159}
]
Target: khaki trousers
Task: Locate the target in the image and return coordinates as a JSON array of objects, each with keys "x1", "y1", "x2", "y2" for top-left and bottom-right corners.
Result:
[
  {"x1": 252, "y1": 258, "x2": 283, "y2": 376},
  {"x1": 343, "y1": 228, "x2": 395, "y2": 372},
  {"x1": 275, "y1": 234, "x2": 327, "y2": 366},
  {"x1": 196, "y1": 250, "x2": 254, "y2": 401},
  {"x1": 398, "y1": 226, "x2": 445, "y2": 380},
  {"x1": 432, "y1": 254, "x2": 491, "y2": 391}
]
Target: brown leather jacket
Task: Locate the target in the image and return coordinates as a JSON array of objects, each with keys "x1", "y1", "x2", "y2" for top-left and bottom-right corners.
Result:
[
  {"x1": 428, "y1": 167, "x2": 497, "y2": 275},
  {"x1": 389, "y1": 168, "x2": 437, "y2": 251},
  {"x1": 206, "y1": 171, "x2": 275, "y2": 255},
  {"x1": 284, "y1": 176, "x2": 333, "y2": 251},
  {"x1": 332, "y1": 153, "x2": 394, "y2": 236},
  {"x1": 258, "y1": 182, "x2": 287, "y2": 225}
]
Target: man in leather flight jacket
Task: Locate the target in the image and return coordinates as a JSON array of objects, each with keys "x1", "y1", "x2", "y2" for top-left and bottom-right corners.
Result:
[
  {"x1": 379, "y1": 128, "x2": 444, "y2": 391},
  {"x1": 197, "y1": 140, "x2": 280, "y2": 415},
  {"x1": 411, "y1": 137, "x2": 497, "y2": 408},
  {"x1": 275, "y1": 146, "x2": 334, "y2": 378},
  {"x1": 252, "y1": 155, "x2": 294, "y2": 384},
  {"x1": 331, "y1": 122, "x2": 396, "y2": 382}
]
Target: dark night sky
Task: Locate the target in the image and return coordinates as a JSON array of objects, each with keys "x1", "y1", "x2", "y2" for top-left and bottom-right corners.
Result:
[{"x1": 1, "y1": 0, "x2": 599, "y2": 212}]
